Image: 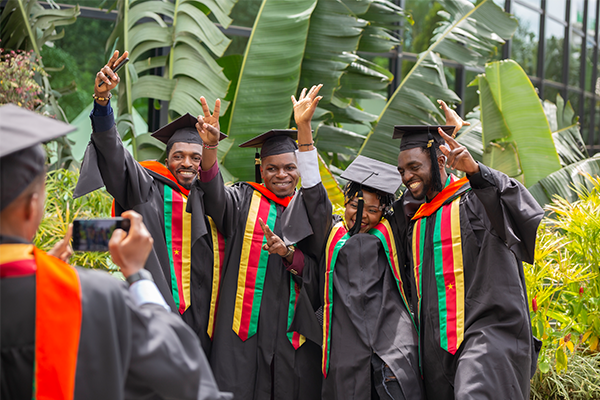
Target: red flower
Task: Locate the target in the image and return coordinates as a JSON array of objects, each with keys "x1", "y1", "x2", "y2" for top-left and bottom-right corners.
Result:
[
  {"x1": 532, "y1": 296, "x2": 538, "y2": 313},
  {"x1": 580, "y1": 286, "x2": 584, "y2": 297},
  {"x1": 565, "y1": 333, "x2": 572, "y2": 343}
]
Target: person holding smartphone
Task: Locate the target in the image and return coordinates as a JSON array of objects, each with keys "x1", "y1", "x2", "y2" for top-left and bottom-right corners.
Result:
[
  {"x1": 74, "y1": 50, "x2": 226, "y2": 356},
  {"x1": 0, "y1": 104, "x2": 231, "y2": 400}
]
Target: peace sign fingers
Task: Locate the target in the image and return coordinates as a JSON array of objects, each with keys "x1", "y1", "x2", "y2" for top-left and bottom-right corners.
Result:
[{"x1": 438, "y1": 127, "x2": 480, "y2": 175}]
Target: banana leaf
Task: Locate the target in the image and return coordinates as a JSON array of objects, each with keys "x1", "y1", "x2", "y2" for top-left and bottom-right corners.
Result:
[
  {"x1": 358, "y1": 0, "x2": 517, "y2": 166},
  {"x1": 222, "y1": 0, "x2": 318, "y2": 181}
]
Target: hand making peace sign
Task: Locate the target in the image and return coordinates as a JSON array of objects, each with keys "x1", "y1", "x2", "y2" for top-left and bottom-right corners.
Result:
[
  {"x1": 438, "y1": 128, "x2": 480, "y2": 176},
  {"x1": 258, "y1": 218, "x2": 294, "y2": 263},
  {"x1": 196, "y1": 97, "x2": 221, "y2": 147}
]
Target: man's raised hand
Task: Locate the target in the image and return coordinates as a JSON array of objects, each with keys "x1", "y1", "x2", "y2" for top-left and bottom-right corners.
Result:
[
  {"x1": 109, "y1": 210, "x2": 154, "y2": 278},
  {"x1": 292, "y1": 84, "x2": 322, "y2": 127},
  {"x1": 438, "y1": 127, "x2": 479, "y2": 176},
  {"x1": 196, "y1": 97, "x2": 221, "y2": 147},
  {"x1": 258, "y1": 218, "x2": 290, "y2": 260},
  {"x1": 94, "y1": 50, "x2": 129, "y2": 102},
  {"x1": 438, "y1": 100, "x2": 470, "y2": 137}
]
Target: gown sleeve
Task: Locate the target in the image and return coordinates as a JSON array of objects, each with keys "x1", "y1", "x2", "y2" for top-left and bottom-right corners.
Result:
[
  {"x1": 468, "y1": 163, "x2": 544, "y2": 264},
  {"x1": 124, "y1": 301, "x2": 233, "y2": 400},
  {"x1": 74, "y1": 101, "x2": 154, "y2": 209}
]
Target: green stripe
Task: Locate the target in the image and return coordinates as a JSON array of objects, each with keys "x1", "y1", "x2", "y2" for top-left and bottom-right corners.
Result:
[
  {"x1": 432, "y1": 209, "x2": 448, "y2": 351},
  {"x1": 287, "y1": 275, "x2": 296, "y2": 344},
  {"x1": 370, "y1": 228, "x2": 417, "y2": 331},
  {"x1": 164, "y1": 186, "x2": 180, "y2": 309},
  {"x1": 324, "y1": 231, "x2": 350, "y2": 373},
  {"x1": 247, "y1": 199, "x2": 278, "y2": 336}
]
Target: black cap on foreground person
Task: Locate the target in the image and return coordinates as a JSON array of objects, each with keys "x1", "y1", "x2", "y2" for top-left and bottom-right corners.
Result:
[
  {"x1": 340, "y1": 155, "x2": 403, "y2": 235},
  {"x1": 238, "y1": 129, "x2": 299, "y2": 184},
  {"x1": 0, "y1": 104, "x2": 232, "y2": 400}
]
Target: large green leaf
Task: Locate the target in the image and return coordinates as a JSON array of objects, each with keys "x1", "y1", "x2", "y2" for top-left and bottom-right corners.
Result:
[
  {"x1": 222, "y1": 0, "x2": 317, "y2": 181},
  {"x1": 529, "y1": 155, "x2": 600, "y2": 205},
  {"x1": 358, "y1": 0, "x2": 516, "y2": 166},
  {"x1": 476, "y1": 60, "x2": 561, "y2": 187},
  {"x1": 543, "y1": 94, "x2": 588, "y2": 166}
]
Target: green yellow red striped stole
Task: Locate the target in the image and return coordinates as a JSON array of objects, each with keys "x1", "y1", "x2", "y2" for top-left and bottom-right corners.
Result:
[
  {"x1": 368, "y1": 219, "x2": 414, "y2": 329},
  {"x1": 207, "y1": 215, "x2": 226, "y2": 339},
  {"x1": 412, "y1": 175, "x2": 467, "y2": 355},
  {"x1": 322, "y1": 220, "x2": 350, "y2": 377},
  {"x1": 32, "y1": 248, "x2": 82, "y2": 400},
  {"x1": 287, "y1": 276, "x2": 307, "y2": 349},
  {"x1": 164, "y1": 185, "x2": 192, "y2": 315},
  {"x1": 232, "y1": 189, "x2": 278, "y2": 341}
]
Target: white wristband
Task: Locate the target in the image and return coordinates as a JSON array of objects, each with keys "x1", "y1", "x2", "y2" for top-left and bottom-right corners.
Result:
[{"x1": 296, "y1": 149, "x2": 321, "y2": 188}]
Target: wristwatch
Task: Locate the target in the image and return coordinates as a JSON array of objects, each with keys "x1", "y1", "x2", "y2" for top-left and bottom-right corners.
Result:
[
  {"x1": 126, "y1": 269, "x2": 154, "y2": 286},
  {"x1": 283, "y1": 245, "x2": 295, "y2": 258}
]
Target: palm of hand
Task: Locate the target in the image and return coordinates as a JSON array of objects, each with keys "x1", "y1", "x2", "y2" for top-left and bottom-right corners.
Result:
[{"x1": 294, "y1": 99, "x2": 314, "y2": 124}]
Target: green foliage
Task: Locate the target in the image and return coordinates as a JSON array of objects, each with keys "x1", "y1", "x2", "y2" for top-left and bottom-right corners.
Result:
[
  {"x1": 35, "y1": 169, "x2": 117, "y2": 273},
  {"x1": 0, "y1": 49, "x2": 44, "y2": 110},
  {"x1": 527, "y1": 174, "x2": 600, "y2": 398}
]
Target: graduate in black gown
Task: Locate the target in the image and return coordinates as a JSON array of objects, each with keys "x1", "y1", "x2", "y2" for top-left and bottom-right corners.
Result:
[
  {"x1": 0, "y1": 104, "x2": 231, "y2": 400},
  {"x1": 276, "y1": 87, "x2": 423, "y2": 399},
  {"x1": 394, "y1": 122, "x2": 544, "y2": 399},
  {"x1": 192, "y1": 88, "x2": 322, "y2": 400},
  {"x1": 74, "y1": 50, "x2": 227, "y2": 354}
]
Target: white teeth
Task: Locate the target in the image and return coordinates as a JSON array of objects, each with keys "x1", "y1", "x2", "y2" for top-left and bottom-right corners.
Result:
[
  {"x1": 409, "y1": 182, "x2": 420, "y2": 189},
  {"x1": 179, "y1": 171, "x2": 194, "y2": 176}
]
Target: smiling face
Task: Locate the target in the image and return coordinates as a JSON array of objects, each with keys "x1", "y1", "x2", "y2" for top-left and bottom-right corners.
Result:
[
  {"x1": 344, "y1": 190, "x2": 383, "y2": 233},
  {"x1": 397, "y1": 147, "x2": 440, "y2": 201},
  {"x1": 165, "y1": 142, "x2": 203, "y2": 189},
  {"x1": 260, "y1": 152, "x2": 299, "y2": 197}
]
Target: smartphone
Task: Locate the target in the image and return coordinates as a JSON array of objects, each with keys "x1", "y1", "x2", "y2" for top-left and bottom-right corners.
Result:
[
  {"x1": 98, "y1": 57, "x2": 130, "y2": 87},
  {"x1": 72, "y1": 218, "x2": 130, "y2": 252}
]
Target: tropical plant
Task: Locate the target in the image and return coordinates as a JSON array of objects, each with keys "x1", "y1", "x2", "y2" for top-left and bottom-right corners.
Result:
[
  {"x1": 104, "y1": 0, "x2": 236, "y2": 160},
  {"x1": 0, "y1": 49, "x2": 44, "y2": 110},
  {"x1": 35, "y1": 169, "x2": 117, "y2": 272}
]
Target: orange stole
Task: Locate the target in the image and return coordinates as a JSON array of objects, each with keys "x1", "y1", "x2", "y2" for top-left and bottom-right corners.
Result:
[{"x1": 33, "y1": 248, "x2": 82, "y2": 400}]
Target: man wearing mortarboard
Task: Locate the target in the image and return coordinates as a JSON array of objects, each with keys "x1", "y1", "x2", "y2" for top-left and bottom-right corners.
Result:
[
  {"x1": 193, "y1": 86, "x2": 324, "y2": 400},
  {"x1": 74, "y1": 50, "x2": 227, "y2": 356},
  {"x1": 0, "y1": 104, "x2": 231, "y2": 400},
  {"x1": 393, "y1": 101, "x2": 544, "y2": 399}
]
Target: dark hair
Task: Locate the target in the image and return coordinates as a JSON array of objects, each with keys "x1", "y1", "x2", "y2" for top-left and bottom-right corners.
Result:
[
  {"x1": 420, "y1": 141, "x2": 444, "y2": 193},
  {"x1": 166, "y1": 142, "x2": 175, "y2": 159},
  {"x1": 343, "y1": 181, "x2": 395, "y2": 235}
]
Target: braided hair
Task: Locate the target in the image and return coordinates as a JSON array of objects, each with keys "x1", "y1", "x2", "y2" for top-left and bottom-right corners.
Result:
[{"x1": 343, "y1": 181, "x2": 395, "y2": 236}]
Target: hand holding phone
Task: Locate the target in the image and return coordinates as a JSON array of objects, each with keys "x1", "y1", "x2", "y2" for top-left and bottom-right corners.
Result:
[
  {"x1": 98, "y1": 57, "x2": 129, "y2": 87},
  {"x1": 108, "y1": 211, "x2": 154, "y2": 278},
  {"x1": 72, "y1": 217, "x2": 130, "y2": 252}
]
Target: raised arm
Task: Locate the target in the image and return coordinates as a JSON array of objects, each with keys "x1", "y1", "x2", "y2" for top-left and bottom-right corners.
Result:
[
  {"x1": 77, "y1": 51, "x2": 155, "y2": 209},
  {"x1": 437, "y1": 129, "x2": 543, "y2": 264}
]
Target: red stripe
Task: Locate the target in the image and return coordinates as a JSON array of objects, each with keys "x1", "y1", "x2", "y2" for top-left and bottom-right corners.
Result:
[
  {"x1": 246, "y1": 182, "x2": 293, "y2": 207},
  {"x1": 373, "y1": 224, "x2": 396, "y2": 272},
  {"x1": 238, "y1": 196, "x2": 271, "y2": 339},
  {"x1": 0, "y1": 259, "x2": 36, "y2": 278},
  {"x1": 413, "y1": 221, "x2": 421, "y2": 292},
  {"x1": 292, "y1": 284, "x2": 302, "y2": 348},
  {"x1": 171, "y1": 190, "x2": 186, "y2": 314},
  {"x1": 412, "y1": 177, "x2": 469, "y2": 220},
  {"x1": 440, "y1": 203, "x2": 458, "y2": 353}
]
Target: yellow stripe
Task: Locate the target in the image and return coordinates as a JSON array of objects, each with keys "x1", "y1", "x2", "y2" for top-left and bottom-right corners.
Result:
[
  {"x1": 450, "y1": 197, "x2": 465, "y2": 348},
  {"x1": 232, "y1": 191, "x2": 262, "y2": 334},
  {"x1": 0, "y1": 244, "x2": 35, "y2": 264},
  {"x1": 325, "y1": 222, "x2": 345, "y2": 267},
  {"x1": 381, "y1": 219, "x2": 398, "y2": 266},
  {"x1": 182, "y1": 196, "x2": 192, "y2": 312},
  {"x1": 207, "y1": 216, "x2": 221, "y2": 338}
]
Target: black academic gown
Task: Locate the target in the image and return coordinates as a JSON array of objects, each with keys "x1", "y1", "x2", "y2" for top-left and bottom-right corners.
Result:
[
  {"x1": 195, "y1": 171, "x2": 322, "y2": 400},
  {"x1": 284, "y1": 184, "x2": 424, "y2": 400},
  {"x1": 74, "y1": 111, "x2": 218, "y2": 355},
  {"x1": 0, "y1": 238, "x2": 231, "y2": 400},
  {"x1": 393, "y1": 164, "x2": 543, "y2": 400}
]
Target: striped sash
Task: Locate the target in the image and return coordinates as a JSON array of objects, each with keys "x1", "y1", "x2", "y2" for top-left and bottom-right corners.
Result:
[
  {"x1": 207, "y1": 216, "x2": 226, "y2": 339},
  {"x1": 164, "y1": 185, "x2": 192, "y2": 314},
  {"x1": 232, "y1": 190, "x2": 278, "y2": 341},
  {"x1": 287, "y1": 276, "x2": 306, "y2": 349},
  {"x1": 412, "y1": 193, "x2": 466, "y2": 355}
]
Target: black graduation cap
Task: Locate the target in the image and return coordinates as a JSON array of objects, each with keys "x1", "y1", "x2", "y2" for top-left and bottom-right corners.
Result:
[
  {"x1": 151, "y1": 113, "x2": 227, "y2": 147},
  {"x1": 0, "y1": 104, "x2": 76, "y2": 210},
  {"x1": 393, "y1": 125, "x2": 455, "y2": 194},
  {"x1": 392, "y1": 125, "x2": 454, "y2": 151},
  {"x1": 238, "y1": 129, "x2": 299, "y2": 183},
  {"x1": 340, "y1": 155, "x2": 402, "y2": 196}
]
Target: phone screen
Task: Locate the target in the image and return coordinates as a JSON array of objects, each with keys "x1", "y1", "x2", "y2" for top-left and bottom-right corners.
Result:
[{"x1": 72, "y1": 218, "x2": 130, "y2": 252}]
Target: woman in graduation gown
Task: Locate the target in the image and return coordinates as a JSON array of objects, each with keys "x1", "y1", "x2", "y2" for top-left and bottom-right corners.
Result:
[{"x1": 272, "y1": 87, "x2": 424, "y2": 400}]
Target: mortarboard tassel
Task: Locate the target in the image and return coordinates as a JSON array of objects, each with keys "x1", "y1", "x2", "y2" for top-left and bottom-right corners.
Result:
[
  {"x1": 255, "y1": 152, "x2": 262, "y2": 183},
  {"x1": 348, "y1": 188, "x2": 364, "y2": 236},
  {"x1": 427, "y1": 132, "x2": 443, "y2": 194}
]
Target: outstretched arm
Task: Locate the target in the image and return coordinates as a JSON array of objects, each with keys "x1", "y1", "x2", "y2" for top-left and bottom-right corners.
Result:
[
  {"x1": 292, "y1": 84, "x2": 322, "y2": 152},
  {"x1": 438, "y1": 99, "x2": 470, "y2": 138}
]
